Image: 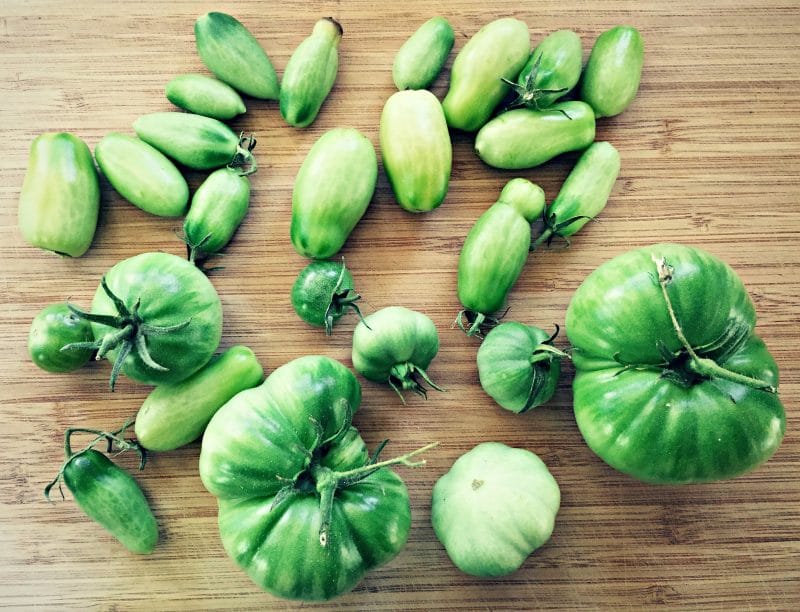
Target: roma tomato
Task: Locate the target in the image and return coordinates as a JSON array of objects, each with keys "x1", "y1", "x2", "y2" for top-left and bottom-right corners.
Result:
[
  {"x1": 290, "y1": 128, "x2": 378, "y2": 259},
  {"x1": 581, "y1": 26, "x2": 644, "y2": 118},
  {"x1": 291, "y1": 259, "x2": 366, "y2": 335},
  {"x1": 431, "y1": 442, "x2": 560, "y2": 577},
  {"x1": 28, "y1": 303, "x2": 94, "y2": 373},
  {"x1": 392, "y1": 16, "x2": 454, "y2": 90},
  {"x1": 566, "y1": 244, "x2": 785, "y2": 483},
  {"x1": 477, "y1": 322, "x2": 565, "y2": 413},
  {"x1": 380, "y1": 90, "x2": 452, "y2": 212},
  {"x1": 194, "y1": 12, "x2": 279, "y2": 100},
  {"x1": 95, "y1": 133, "x2": 189, "y2": 218},
  {"x1": 18, "y1": 132, "x2": 100, "y2": 257},
  {"x1": 280, "y1": 18, "x2": 342, "y2": 128},
  {"x1": 352, "y1": 306, "x2": 442, "y2": 401},
  {"x1": 442, "y1": 17, "x2": 530, "y2": 132},
  {"x1": 165, "y1": 74, "x2": 246, "y2": 120},
  {"x1": 65, "y1": 252, "x2": 223, "y2": 390},
  {"x1": 475, "y1": 101, "x2": 596, "y2": 170},
  {"x1": 199, "y1": 355, "x2": 435, "y2": 601}
]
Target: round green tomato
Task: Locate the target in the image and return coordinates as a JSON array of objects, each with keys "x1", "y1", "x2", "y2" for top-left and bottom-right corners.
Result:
[
  {"x1": 291, "y1": 259, "x2": 363, "y2": 335},
  {"x1": 351, "y1": 306, "x2": 442, "y2": 400},
  {"x1": 29, "y1": 303, "x2": 94, "y2": 373},
  {"x1": 566, "y1": 243, "x2": 785, "y2": 484},
  {"x1": 477, "y1": 322, "x2": 563, "y2": 413},
  {"x1": 432, "y1": 442, "x2": 560, "y2": 577},
  {"x1": 200, "y1": 356, "x2": 414, "y2": 601}
]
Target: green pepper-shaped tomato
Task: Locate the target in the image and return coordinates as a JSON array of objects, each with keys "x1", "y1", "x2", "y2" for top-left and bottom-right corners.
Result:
[
  {"x1": 456, "y1": 179, "x2": 546, "y2": 336},
  {"x1": 506, "y1": 29, "x2": 583, "y2": 110},
  {"x1": 29, "y1": 303, "x2": 94, "y2": 373},
  {"x1": 280, "y1": 18, "x2": 342, "y2": 128},
  {"x1": 533, "y1": 141, "x2": 620, "y2": 247},
  {"x1": 199, "y1": 355, "x2": 434, "y2": 601},
  {"x1": 392, "y1": 16, "x2": 454, "y2": 90},
  {"x1": 95, "y1": 133, "x2": 189, "y2": 218},
  {"x1": 194, "y1": 12, "x2": 280, "y2": 100},
  {"x1": 566, "y1": 244, "x2": 785, "y2": 484},
  {"x1": 431, "y1": 442, "x2": 560, "y2": 577},
  {"x1": 135, "y1": 345, "x2": 264, "y2": 451},
  {"x1": 380, "y1": 90, "x2": 452, "y2": 212},
  {"x1": 165, "y1": 74, "x2": 246, "y2": 120},
  {"x1": 580, "y1": 26, "x2": 644, "y2": 118},
  {"x1": 18, "y1": 132, "x2": 100, "y2": 257},
  {"x1": 477, "y1": 322, "x2": 565, "y2": 413},
  {"x1": 352, "y1": 306, "x2": 442, "y2": 401},
  {"x1": 290, "y1": 128, "x2": 378, "y2": 259},
  {"x1": 291, "y1": 259, "x2": 366, "y2": 335},
  {"x1": 475, "y1": 101, "x2": 596, "y2": 170},
  {"x1": 442, "y1": 17, "x2": 531, "y2": 132}
]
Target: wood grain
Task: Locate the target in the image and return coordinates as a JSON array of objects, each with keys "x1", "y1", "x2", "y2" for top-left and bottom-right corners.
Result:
[{"x1": 1, "y1": 0, "x2": 799, "y2": 609}]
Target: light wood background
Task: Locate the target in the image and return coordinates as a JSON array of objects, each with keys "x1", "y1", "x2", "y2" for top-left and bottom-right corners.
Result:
[{"x1": 1, "y1": 1, "x2": 798, "y2": 609}]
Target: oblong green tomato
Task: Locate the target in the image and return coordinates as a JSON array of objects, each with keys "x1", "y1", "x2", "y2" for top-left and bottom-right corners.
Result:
[
  {"x1": 184, "y1": 167, "x2": 251, "y2": 261},
  {"x1": 194, "y1": 12, "x2": 279, "y2": 100},
  {"x1": 475, "y1": 101, "x2": 596, "y2": 170},
  {"x1": 290, "y1": 128, "x2": 378, "y2": 259},
  {"x1": 95, "y1": 133, "x2": 189, "y2": 218},
  {"x1": 477, "y1": 322, "x2": 562, "y2": 413},
  {"x1": 291, "y1": 259, "x2": 362, "y2": 334},
  {"x1": 165, "y1": 74, "x2": 246, "y2": 120},
  {"x1": 392, "y1": 16, "x2": 454, "y2": 90},
  {"x1": 566, "y1": 243, "x2": 785, "y2": 484},
  {"x1": 380, "y1": 90, "x2": 451, "y2": 212},
  {"x1": 581, "y1": 26, "x2": 644, "y2": 118},
  {"x1": 280, "y1": 18, "x2": 342, "y2": 128},
  {"x1": 135, "y1": 345, "x2": 264, "y2": 451},
  {"x1": 199, "y1": 356, "x2": 414, "y2": 601},
  {"x1": 133, "y1": 112, "x2": 241, "y2": 170},
  {"x1": 85, "y1": 252, "x2": 223, "y2": 388},
  {"x1": 431, "y1": 442, "x2": 560, "y2": 577},
  {"x1": 62, "y1": 449, "x2": 158, "y2": 554},
  {"x1": 442, "y1": 17, "x2": 530, "y2": 132},
  {"x1": 351, "y1": 306, "x2": 441, "y2": 400},
  {"x1": 18, "y1": 132, "x2": 99, "y2": 257},
  {"x1": 539, "y1": 141, "x2": 620, "y2": 242},
  {"x1": 511, "y1": 29, "x2": 582, "y2": 109},
  {"x1": 28, "y1": 303, "x2": 94, "y2": 373}
]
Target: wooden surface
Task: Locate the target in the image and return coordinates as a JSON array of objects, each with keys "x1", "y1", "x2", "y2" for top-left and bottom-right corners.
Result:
[{"x1": 1, "y1": 1, "x2": 799, "y2": 609}]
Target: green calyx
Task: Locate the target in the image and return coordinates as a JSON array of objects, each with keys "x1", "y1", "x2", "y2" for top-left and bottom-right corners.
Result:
[
  {"x1": 388, "y1": 362, "x2": 444, "y2": 403},
  {"x1": 62, "y1": 277, "x2": 191, "y2": 391},
  {"x1": 523, "y1": 326, "x2": 569, "y2": 412},
  {"x1": 531, "y1": 210, "x2": 592, "y2": 251},
  {"x1": 501, "y1": 54, "x2": 571, "y2": 117},
  {"x1": 454, "y1": 309, "x2": 506, "y2": 338},
  {"x1": 322, "y1": 260, "x2": 368, "y2": 336}
]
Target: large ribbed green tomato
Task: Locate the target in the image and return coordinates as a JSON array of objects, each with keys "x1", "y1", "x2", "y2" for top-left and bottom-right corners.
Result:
[
  {"x1": 199, "y1": 356, "x2": 418, "y2": 601},
  {"x1": 566, "y1": 244, "x2": 785, "y2": 484}
]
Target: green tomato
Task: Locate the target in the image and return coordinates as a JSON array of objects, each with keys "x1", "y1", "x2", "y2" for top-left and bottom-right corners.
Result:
[
  {"x1": 507, "y1": 29, "x2": 583, "y2": 110},
  {"x1": 135, "y1": 345, "x2": 264, "y2": 451},
  {"x1": 199, "y1": 355, "x2": 428, "y2": 601},
  {"x1": 290, "y1": 128, "x2": 378, "y2": 259},
  {"x1": 133, "y1": 112, "x2": 247, "y2": 170},
  {"x1": 95, "y1": 133, "x2": 189, "y2": 218},
  {"x1": 280, "y1": 18, "x2": 342, "y2": 128},
  {"x1": 351, "y1": 306, "x2": 442, "y2": 401},
  {"x1": 291, "y1": 259, "x2": 365, "y2": 335},
  {"x1": 392, "y1": 16, "x2": 454, "y2": 90},
  {"x1": 580, "y1": 26, "x2": 644, "y2": 118},
  {"x1": 18, "y1": 132, "x2": 100, "y2": 257},
  {"x1": 183, "y1": 166, "x2": 253, "y2": 262},
  {"x1": 475, "y1": 101, "x2": 596, "y2": 170},
  {"x1": 55, "y1": 448, "x2": 158, "y2": 554},
  {"x1": 456, "y1": 179, "x2": 545, "y2": 336},
  {"x1": 477, "y1": 322, "x2": 564, "y2": 413},
  {"x1": 380, "y1": 89, "x2": 452, "y2": 212},
  {"x1": 66, "y1": 252, "x2": 223, "y2": 390},
  {"x1": 431, "y1": 442, "x2": 560, "y2": 577},
  {"x1": 28, "y1": 303, "x2": 94, "y2": 373},
  {"x1": 165, "y1": 74, "x2": 246, "y2": 120},
  {"x1": 442, "y1": 17, "x2": 531, "y2": 132},
  {"x1": 194, "y1": 12, "x2": 279, "y2": 100},
  {"x1": 566, "y1": 243, "x2": 785, "y2": 484}
]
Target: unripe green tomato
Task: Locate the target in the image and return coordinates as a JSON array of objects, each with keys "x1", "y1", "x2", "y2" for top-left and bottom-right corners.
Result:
[
  {"x1": 28, "y1": 303, "x2": 94, "y2": 373},
  {"x1": 581, "y1": 26, "x2": 644, "y2": 118},
  {"x1": 392, "y1": 17, "x2": 454, "y2": 90},
  {"x1": 165, "y1": 74, "x2": 246, "y2": 120}
]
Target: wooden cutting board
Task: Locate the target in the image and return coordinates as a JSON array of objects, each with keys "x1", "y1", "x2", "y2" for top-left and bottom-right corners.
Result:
[{"x1": 1, "y1": 1, "x2": 798, "y2": 609}]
